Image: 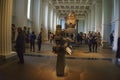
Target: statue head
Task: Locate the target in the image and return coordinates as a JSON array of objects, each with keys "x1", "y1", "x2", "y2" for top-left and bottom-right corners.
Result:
[{"x1": 66, "y1": 12, "x2": 76, "y2": 27}]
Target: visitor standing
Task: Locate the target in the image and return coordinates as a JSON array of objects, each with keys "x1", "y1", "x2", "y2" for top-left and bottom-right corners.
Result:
[
  {"x1": 37, "y1": 32, "x2": 42, "y2": 51},
  {"x1": 15, "y1": 27, "x2": 25, "y2": 64},
  {"x1": 29, "y1": 31, "x2": 36, "y2": 52}
]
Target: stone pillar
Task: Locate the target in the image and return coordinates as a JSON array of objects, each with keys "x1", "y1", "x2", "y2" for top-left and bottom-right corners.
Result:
[
  {"x1": 113, "y1": 0, "x2": 120, "y2": 51},
  {"x1": 0, "y1": 0, "x2": 16, "y2": 59},
  {"x1": 53, "y1": 12, "x2": 56, "y2": 34},
  {"x1": 102, "y1": 0, "x2": 112, "y2": 47},
  {"x1": 14, "y1": 0, "x2": 27, "y2": 28},
  {"x1": 91, "y1": 5, "x2": 95, "y2": 31},
  {"x1": 32, "y1": 0, "x2": 41, "y2": 35},
  {"x1": 84, "y1": 15, "x2": 88, "y2": 33},
  {"x1": 88, "y1": 11, "x2": 91, "y2": 32},
  {"x1": 95, "y1": 0, "x2": 102, "y2": 32},
  {"x1": 39, "y1": 0, "x2": 44, "y2": 41},
  {"x1": 42, "y1": 0, "x2": 49, "y2": 41},
  {"x1": 48, "y1": 3, "x2": 51, "y2": 32},
  {"x1": 50, "y1": 7, "x2": 53, "y2": 32},
  {"x1": 52, "y1": 10, "x2": 55, "y2": 33}
]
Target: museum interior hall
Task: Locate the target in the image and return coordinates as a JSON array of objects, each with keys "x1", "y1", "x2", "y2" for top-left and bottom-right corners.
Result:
[{"x1": 0, "y1": 0, "x2": 120, "y2": 80}]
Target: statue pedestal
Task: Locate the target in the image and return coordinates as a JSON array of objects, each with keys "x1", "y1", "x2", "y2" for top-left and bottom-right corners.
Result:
[{"x1": 56, "y1": 54, "x2": 65, "y2": 77}]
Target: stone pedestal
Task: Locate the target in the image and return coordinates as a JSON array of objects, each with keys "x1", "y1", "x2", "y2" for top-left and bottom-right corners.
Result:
[{"x1": 56, "y1": 54, "x2": 65, "y2": 77}]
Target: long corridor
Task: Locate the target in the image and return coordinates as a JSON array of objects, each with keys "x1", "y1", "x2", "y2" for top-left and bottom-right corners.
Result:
[{"x1": 1, "y1": 0, "x2": 120, "y2": 80}]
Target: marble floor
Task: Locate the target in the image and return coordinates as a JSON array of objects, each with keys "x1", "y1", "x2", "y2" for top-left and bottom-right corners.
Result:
[{"x1": 0, "y1": 42, "x2": 120, "y2": 80}]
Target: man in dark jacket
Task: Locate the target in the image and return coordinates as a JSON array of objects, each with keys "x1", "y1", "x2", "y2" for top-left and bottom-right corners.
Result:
[{"x1": 15, "y1": 27, "x2": 25, "y2": 64}]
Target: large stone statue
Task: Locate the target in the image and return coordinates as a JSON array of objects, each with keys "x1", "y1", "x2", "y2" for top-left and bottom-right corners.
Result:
[
  {"x1": 53, "y1": 12, "x2": 76, "y2": 76},
  {"x1": 53, "y1": 25, "x2": 71, "y2": 77}
]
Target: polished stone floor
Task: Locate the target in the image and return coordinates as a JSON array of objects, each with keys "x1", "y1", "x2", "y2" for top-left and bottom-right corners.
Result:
[{"x1": 1, "y1": 42, "x2": 120, "y2": 80}]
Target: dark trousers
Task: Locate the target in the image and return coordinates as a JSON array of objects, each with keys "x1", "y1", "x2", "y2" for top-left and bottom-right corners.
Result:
[
  {"x1": 80, "y1": 39, "x2": 83, "y2": 44},
  {"x1": 17, "y1": 51, "x2": 24, "y2": 63},
  {"x1": 38, "y1": 41, "x2": 41, "y2": 51},
  {"x1": 92, "y1": 43, "x2": 97, "y2": 52},
  {"x1": 56, "y1": 54, "x2": 65, "y2": 76},
  {"x1": 30, "y1": 41, "x2": 35, "y2": 51},
  {"x1": 88, "y1": 43, "x2": 92, "y2": 52}
]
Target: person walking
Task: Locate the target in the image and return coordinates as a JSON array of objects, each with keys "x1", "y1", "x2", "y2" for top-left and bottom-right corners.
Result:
[
  {"x1": 37, "y1": 32, "x2": 42, "y2": 51},
  {"x1": 29, "y1": 31, "x2": 36, "y2": 52},
  {"x1": 15, "y1": 27, "x2": 25, "y2": 64}
]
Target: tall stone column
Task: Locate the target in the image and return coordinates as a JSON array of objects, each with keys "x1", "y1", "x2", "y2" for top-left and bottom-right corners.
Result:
[
  {"x1": 84, "y1": 15, "x2": 88, "y2": 33},
  {"x1": 48, "y1": 3, "x2": 51, "y2": 32},
  {"x1": 15, "y1": 0, "x2": 27, "y2": 28},
  {"x1": 39, "y1": 0, "x2": 44, "y2": 41},
  {"x1": 53, "y1": 11, "x2": 56, "y2": 34},
  {"x1": 50, "y1": 7, "x2": 54, "y2": 32},
  {"x1": 0, "y1": 0, "x2": 15, "y2": 59},
  {"x1": 87, "y1": 11, "x2": 91, "y2": 32},
  {"x1": 32, "y1": 0, "x2": 41, "y2": 35},
  {"x1": 91, "y1": 5, "x2": 95, "y2": 31},
  {"x1": 42, "y1": 0, "x2": 49, "y2": 41},
  {"x1": 113, "y1": 0, "x2": 120, "y2": 51},
  {"x1": 54, "y1": 13, "x2": 57, "y2": 32},
  {"x1": 95, "y1": 0, "x2": 102, "y2": 32},
  {"x1": 102, "y1": 0, "x2": 112, "y2": 46},
  {"x1": 52, "y1": 10, "x2": 55, "y2": 33}
]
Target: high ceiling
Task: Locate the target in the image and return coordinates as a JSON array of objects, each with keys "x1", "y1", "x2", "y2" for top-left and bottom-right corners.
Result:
[{"x1": 50, "y1": 0, "x2": 96, "y2": 18}]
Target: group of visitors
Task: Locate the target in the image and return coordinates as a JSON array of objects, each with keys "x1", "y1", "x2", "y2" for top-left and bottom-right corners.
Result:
[
  {"x1": 12, "y1": 24, "x2": 120, "y2": 64},
  {"x1": 24, "y1": 28, "x2": 42, "y2": 52},
  {"x1": 87, "y1": 31, "x2": 102, "y2": 52},
  {"x1": 76, "y1": 31, "x2": 102, "y2": 52}
]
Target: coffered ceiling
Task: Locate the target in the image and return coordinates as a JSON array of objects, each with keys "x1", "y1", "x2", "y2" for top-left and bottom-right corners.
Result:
[{"x1": 50, "y1": 0, "x2": 96, "y2": 18}]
